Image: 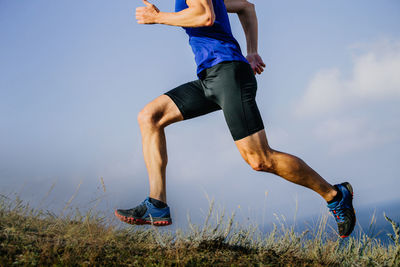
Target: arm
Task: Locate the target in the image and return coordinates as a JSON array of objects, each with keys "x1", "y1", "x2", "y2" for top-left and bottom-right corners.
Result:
[
  {"x1": 136, "y1": 0, "x2": 215, "y2": 28},
  {"x1": 224, "y1": 0, "x2": 265, "y2": 74}
]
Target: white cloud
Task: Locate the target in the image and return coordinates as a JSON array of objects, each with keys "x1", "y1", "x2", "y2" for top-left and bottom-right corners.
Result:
[
  {"x1": 296, "y1": 68, "x2": 346, "y2": 116},
  {"x1": 313, "y1": 117, "x2": 396, "y2": 154},
  {"x1": 296, "y1": 39, "x2": 400, "y2": 116},
  {"x1": 295, "y1": 39, "x2": 400, "y2": 153}
]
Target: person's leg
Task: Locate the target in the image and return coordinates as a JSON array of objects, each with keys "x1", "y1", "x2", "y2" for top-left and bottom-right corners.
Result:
[
  {"x1": 116, "y1": 80, "x2": 221, "y2": 226},
  {"x1": 235, "y1": 129, "x2": 337, "y2": 202},
  {"x1": 202, "y1": 61, "x2": 337, "y2": 201},
  {"x1": 137, "y1": 94, "x2": 184, "y2": 203},
  {"x1": 138, "y1": 80, "x2": 221, "y2": 204},
  {"x1": 198, "y1": 61, "x2": 354, "y2": 237},
  {"x1": 235, "y1": 129, "x2": 356, "y2": 238}
]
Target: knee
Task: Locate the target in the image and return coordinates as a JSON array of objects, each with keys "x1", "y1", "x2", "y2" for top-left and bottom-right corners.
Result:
[
  {"x1": 137, "y1": 107, "x2": 163, "y2": 129},
  {"x1": 247, "y1": 155, "x2": 275, "y2": 173}
]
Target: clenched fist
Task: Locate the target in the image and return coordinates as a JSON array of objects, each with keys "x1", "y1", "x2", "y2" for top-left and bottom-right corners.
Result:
[
  {"x1": 136, "y1": 0, "x2": 160, "y2": 24},
  {"x1": 246, "y1": 53, "x2": 266, "y2": 75}
]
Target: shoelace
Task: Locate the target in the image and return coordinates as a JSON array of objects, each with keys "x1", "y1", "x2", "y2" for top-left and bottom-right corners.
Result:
[{"x1": 329, "y1": 205, "x2": 345, "y2": 223}]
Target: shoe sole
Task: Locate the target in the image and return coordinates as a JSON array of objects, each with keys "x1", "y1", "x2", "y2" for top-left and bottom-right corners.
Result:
[
  {"x1": 339, "y1": 182, "x2": 356, "y2": 238},
  {"x1": 114, "y1": 210, "x2": 172, "y2": 226}
]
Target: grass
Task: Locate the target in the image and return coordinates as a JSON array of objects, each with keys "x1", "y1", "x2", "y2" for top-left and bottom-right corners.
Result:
[{"x1": 0, "y1": 194, "x2": 399, "y2": 266}]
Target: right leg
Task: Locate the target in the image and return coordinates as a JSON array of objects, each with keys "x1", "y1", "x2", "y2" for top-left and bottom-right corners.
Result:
[
  {"x1": 116, "y1": 80, "x2": 220, "y2": 226},
  {"x1": 137, "y1": 94, "x2": 183, "y2": 203},
  {"x1": 138, "y1": 80, "x2": 221, "y2": 204}
]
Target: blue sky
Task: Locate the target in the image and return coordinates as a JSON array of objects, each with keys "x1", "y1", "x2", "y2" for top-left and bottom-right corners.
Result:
[{"x1": 1, "y1": 0, "x2": 399, "y2": 228}]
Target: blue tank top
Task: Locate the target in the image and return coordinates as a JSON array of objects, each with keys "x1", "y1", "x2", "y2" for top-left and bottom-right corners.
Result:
[{"x1": 175, "y1": 0, "x2": 248, "y2": 77}]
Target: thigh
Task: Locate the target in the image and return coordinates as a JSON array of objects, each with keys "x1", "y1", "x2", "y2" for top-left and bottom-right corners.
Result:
[
  {"x1": 164, "y1": 80, "x2": 221, "y2": 120},
  {"x1": 141, "y1": 94, "x2": 185, "y2": 127},
  {"x1": 234, "y1": 129, "x2": 271, "y2": 162},
  {"x1": 202, "y1": 61, "x2": 265, "y2": 141}
]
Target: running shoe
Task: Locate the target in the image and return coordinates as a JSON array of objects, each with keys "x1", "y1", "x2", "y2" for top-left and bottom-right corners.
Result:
[
  {"x1": 327, "y1": 182, "x2": 356, "y2": 238},
  {"x1": 115, "y1": 197, "x2": 172, "y2": 226}
]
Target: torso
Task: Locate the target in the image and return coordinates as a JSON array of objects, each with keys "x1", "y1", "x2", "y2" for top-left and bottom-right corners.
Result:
[{"x1": 175, "y1": 0, "x2": 248, "y2": 77}]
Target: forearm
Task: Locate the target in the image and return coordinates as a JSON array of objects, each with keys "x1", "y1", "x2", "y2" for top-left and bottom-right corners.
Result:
[
  {"x1": 224, "y1": 0, "x2": 264, "y2": 74},
  {"x1": 237, "y1": 3, "x2": 258, "y2": 54},
  {"x1": 136, "y1": 0, "x2": 215, "y2": 28},
  {"x1": 156, "y1": 8, "x2": 214, "y2": 27},
  {"x1": 224, "y1": 0, "x2": 258, "y2": 54}
]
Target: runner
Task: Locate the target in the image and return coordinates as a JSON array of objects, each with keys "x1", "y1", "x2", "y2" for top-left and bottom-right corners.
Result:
[{"x1": 115, "y1": 0, "x2": 356, "y2": 238}]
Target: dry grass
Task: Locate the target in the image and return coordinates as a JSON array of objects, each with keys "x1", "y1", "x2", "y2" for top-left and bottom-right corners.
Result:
[{"x1": 0, "y1": 194, "x2": 399, "y2": 266}]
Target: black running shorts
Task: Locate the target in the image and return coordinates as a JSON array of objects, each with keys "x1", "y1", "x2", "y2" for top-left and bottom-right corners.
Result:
[{"x1": 164, "y1": 61, "x2": 264, "y2": 141}]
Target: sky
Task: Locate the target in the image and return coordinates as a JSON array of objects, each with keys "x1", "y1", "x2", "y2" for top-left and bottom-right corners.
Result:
[{"x1": 1, "y1": 0, "x2": 399, "y2": 229}]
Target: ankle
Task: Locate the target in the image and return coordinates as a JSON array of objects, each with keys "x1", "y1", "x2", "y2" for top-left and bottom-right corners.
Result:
[
  {"x1": 324, "y1": 187, "x2": 339, "y2": 203},
  {"x1": 149, "y1": 193, "x2": 166, "y2": 204},
  {"x1": 326, "y1": 186, "x2": 343, "y2": 204},
  {"x1": 149, "y1": 197, "x2": 168, "y2": 208}
]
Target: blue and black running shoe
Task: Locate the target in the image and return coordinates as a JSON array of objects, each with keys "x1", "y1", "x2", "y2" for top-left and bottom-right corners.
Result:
[
  {"x1": 115, "y1": 197, "x2": 172, "y2": 226},
  {"x1": 327, "y1": 182, "x2": 356, "y2": 238}
]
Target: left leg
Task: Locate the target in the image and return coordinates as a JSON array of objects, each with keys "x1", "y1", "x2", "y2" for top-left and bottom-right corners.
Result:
[
  {"x1": 235, "y1": 129, "x2": 337, "y2": 202},
  {"x1": 204, "y1": 60, "x2": 355, "y2": 237},
  {"x1": 234, "y1": 129, "x2": 356, "y2": 238},
  {"x1": 206, "y1": 61, "x2": 337, "y2": 201}
]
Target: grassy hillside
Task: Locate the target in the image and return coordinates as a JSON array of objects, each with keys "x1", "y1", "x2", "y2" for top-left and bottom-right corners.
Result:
[{"x1": 0, "y1": 196, "x2": 399, "y2": 266}]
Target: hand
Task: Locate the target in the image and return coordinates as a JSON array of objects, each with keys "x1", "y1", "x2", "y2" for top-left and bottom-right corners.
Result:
[
  {"x1": 136, "y1": 0, "x2": 160, "y2": 24},
  {"x1": 246, "y1": 53, "x2": 266, "y2": 75}
]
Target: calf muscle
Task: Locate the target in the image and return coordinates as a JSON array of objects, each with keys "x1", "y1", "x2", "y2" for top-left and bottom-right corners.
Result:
[{"x1": 235, "y1": 130, "x2": 337, "y2": 202}]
